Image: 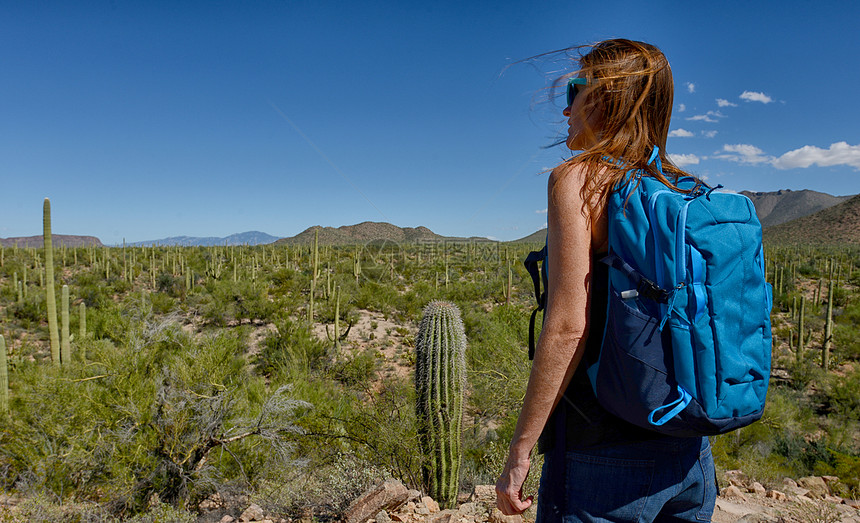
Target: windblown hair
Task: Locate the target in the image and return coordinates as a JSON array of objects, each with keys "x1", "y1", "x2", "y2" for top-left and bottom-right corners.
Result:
[{"x1": 554, "y1": 39, "x2": 693, "y2": 218}]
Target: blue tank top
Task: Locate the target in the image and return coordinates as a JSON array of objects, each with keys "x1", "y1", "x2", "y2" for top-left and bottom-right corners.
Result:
[{"x1": 537, "y1": 256, "x2": 667, "y2": 453}]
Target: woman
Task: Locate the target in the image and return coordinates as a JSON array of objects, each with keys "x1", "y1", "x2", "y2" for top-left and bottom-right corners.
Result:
[{"x1": 495, "y1": 39, "x2": 717, "y2": 522}]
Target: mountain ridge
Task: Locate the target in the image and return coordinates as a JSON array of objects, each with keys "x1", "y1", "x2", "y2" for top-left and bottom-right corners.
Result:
[
  {"x1": 739, "y1": 189, "x2": 854, "y2": 227},
  {"x1": 273, "y1": 221, "x2": 495, "y2": 245},
  {"x1": 514, "y1": 188, "x2": 859, "y2": 246},
  {"x1": 128, "y1": 231, "x2": 280, "y2": 247},
  {"x1": 0, "y1": 235, "x2": 103, "y2": 248},
  {"x1": 764, "y1": 193, "x2": 860, "y2": 245}
]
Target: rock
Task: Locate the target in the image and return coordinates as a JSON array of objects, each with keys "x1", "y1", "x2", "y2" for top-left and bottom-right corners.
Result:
[
  {"x1": 344, "y1": 479, "x2": 410, "y2": 523},
  {"x1": 782, "y1": 477, "x2": 798, "y2": 489},
  {"x1": 200, "y1": 493, "x2": 225, "y2": 511},
  {"x1": 798, "y1": 476, "x2": 830, "y2": 499},
  {"x1": 765, "y1": 490, "x2": 787, "y2": 501},
  {"x1": 407, "y1": 490, "x2": 422, "y2": 502},
  {"x1": 240, "y1": 504, "x2": 265, "y2": 522},
  {"x1": 376, "y1": 510, "x2": 392, "y2": 523},
  {"x1": 822, "y1": 475, "x2": 840, "y2": 485},
  {"x1": 845, "y1": 499, "x2": 860, "y2": 509},
  {"x1": 422, "y1": 496, "x2": 440, "y2": 514},
  {"x1": 458, "y1": 502, "x2": 480, "y2": 516},
  {"x1": 416, "y1": 506, "x2": 431, "y2": 516},
  {"x1": 404, "y1": 502, "x2": 417, "y2": 513},
  {"x1": 220, "y1": 517, "x2": 236, "y2": 523},
  {"x1": 714, "y1": 499, "x2": 754, "y2": 520},
  {"x1": 748, "y1": 482, "x2": 766, "y2": 496},
  {"x1": 825, "y1": 495, "x2": 844, "y2": 504},
  {"x1": 721, "y1": 485, "x2": 748, "y2": 501},
  {"x1": 724, "y1": 470, "x2": 750, "y2": 488},
  {"x1": 390, "y1": 513, "x2": 409, "y2": 522},
  {"x1": 794, "y1": 494, "x2": 815, "y2": 504},
  {"x1": 488, "y1": 507, "x2": 523, "y2": 523},
  {"x1": 429, "y1": 509, "x2": 459, "y2": 523},
  {"x1": 737, "y1": 515, "x2": 779, "y2": 522},
  {"x1": 471, "y1": 485, "x2": 497, "y2": 506}
]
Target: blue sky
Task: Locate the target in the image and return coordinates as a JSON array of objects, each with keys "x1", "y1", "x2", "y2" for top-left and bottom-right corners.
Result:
[{"x1": 2, "y1": 1, "x2": 858, "y2": 244}]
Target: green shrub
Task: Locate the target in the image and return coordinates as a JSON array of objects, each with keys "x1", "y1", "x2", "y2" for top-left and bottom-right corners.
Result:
[
  {"x1": 330, "y1": 348, "x2": 378, "y2": 387},
  {"x1": 0, "y1": 317, "x2": 310, "y2": 516},
  {"x1": 256, "y1": 319, "x2": 328, "y2": 378}
]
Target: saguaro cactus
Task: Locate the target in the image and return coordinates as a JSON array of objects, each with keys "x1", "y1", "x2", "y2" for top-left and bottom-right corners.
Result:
[
  {"x1": 823, "y1": 279, "x2": 834, "y2": 370},
  {"x1": 325, "y1": 285, "x2": 350, "y2": 355},
  {"x1": 44, "y1": 198, "x2": 61, "y2": 365},
  {"x1": 308, "y1": 230, "x2": 319, "y2": 322},
  {"x1": 1, "y1": 335, "x2": 8, "y2": 414},
  {"x1": 797, "y1": 296, "x2": 806, "y2": 362},
  {"x1": 61, "y1": 285, "x2": 71, "y2": 364},
  {"x1": 79, "y1": 302, "x2": 87, "y2": 340},
  {"x1": 415, "y1": 301, "x2": 466, "y2": 509}
]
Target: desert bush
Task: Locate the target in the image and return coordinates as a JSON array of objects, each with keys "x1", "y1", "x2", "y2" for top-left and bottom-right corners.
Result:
[
  {"x1": 255, "y1": 319, "x2": 328, "y2": 378},
  {"x1": 330, "y1": 348, "x2": 379, "y2": 387},
  {"x1": 816, "y1": 365, "x2": 860, "y2": 419},
  {"x1": 196, "y1": 279, "x2": 275, "y2": 326},
  {"x1": 155, "y1": 271, "x2": 180, "y2": 296},
  {"x1": 0, "y1": 314, "x2": 310, "y2": 517},
  {"x1": 7, "y1": 293, "x2": 45, "y2": 329}
]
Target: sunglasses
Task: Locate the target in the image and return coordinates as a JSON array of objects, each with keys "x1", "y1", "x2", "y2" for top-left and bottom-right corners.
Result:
[{"x1": 566, "y1": 77, "x2": 591, "y2": 107}]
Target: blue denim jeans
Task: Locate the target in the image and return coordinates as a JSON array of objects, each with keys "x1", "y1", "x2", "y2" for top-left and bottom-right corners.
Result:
[{"x1": 536, "y1": 436, "x2": 716, "y2": 522}]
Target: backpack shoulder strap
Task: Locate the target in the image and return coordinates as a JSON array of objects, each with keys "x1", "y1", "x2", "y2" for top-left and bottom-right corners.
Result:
[{"x1": 524, "y1": 244, "x2": 547, "y2": 360}]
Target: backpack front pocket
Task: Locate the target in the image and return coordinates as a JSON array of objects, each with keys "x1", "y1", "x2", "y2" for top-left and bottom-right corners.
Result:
[{"x1": 589, "y1": 291, "x2": 677, "y2": 429}]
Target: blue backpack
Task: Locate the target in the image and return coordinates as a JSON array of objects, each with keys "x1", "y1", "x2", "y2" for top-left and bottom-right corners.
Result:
[{"x1": 526, "y1": 148, "x2": 772, "y2": 437}]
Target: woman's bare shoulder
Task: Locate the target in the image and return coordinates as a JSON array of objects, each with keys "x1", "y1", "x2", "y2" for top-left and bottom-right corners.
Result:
[{"x1": 549, "y1": 161, "x2": 588, "y2": 188}]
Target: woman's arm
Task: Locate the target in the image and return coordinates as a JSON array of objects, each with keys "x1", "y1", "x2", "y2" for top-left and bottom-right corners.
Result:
[{"x1": 496, "y1": 163, "x2": 595, "y2": 514}]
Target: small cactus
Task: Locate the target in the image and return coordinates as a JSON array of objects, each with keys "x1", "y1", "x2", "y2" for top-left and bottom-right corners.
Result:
[{"x1": 415, "y1": 300, "x2": 466, "y2": 509}]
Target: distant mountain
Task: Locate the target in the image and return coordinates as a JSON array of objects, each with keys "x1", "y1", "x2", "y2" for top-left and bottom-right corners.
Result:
[
  {"x1": 274, "y1": 221, "x2": 493, "y2": 245},
  {"x1": 515, "y1": 189, "x2": 857, "y2": 245},
  {"x1": 764, "y1": 194, "x2": 860, "y2": 245},
  {"x1": 510, "y1": 229, "x2": 547, "y2": 244},
  {"x1": 130, "y1": 231, "x2": 279, "y2": 247},
  {"x1": 0, "y1": 235, "x2": 103, "y2": 248},
  {"x1": 740, "y1": 189, "x2": 854, "y2": 227}
]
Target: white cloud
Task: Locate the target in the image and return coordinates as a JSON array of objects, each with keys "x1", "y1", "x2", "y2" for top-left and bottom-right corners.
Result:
[
  {"x1": 702, "y1": 130, "x2": 718, "y2": 138},
  {"x1": 687, "y1": 114, "x2": 717, "y2": 123},
  {"x1": 686, "y1": 111, "x2": 725, "y2": 123},
  {"x1": 714, "y1": 144, "x2": 774, "y2": 164},
  {"x1": 686, "y1": 82, "x2": 695, "y2": 93},
  {"x1": 679, "y1": 103, "x2": 686, "y2": 112},
  {"x1": 716, "y1": 98, "x2": 737, "y2": 107},
  {"x1": 535, "y1": 208, "x2": 547, "y2": 214},
  {"x1": 772, "y1": 142, "x2": 860, "y2": 170},
  {"x1": 740, "y1": 91, "x2": 773, "y2": 104},
  {"x1": 669, "y1": 153, "x2": 700, "y2": 167},
  {"x1": 669, "y1": 128, "x2": 695, "y2": 138}
]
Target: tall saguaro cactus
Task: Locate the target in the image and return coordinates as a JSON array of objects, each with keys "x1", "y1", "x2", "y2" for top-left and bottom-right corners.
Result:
[
  {"x1": 415, "y1": 301, "x2": 466, "y2": 509},
  {"x1": 823, "y1": 279, "x2": 834, "y2": 370},
  {"x1": 0, "y1": 335, "x2": 8, "y2": 414},
  {"x1": 44, "y1": 198, "x2": 61, "y2": 365},
  {"x1": 61, "y1": 285, "x2": 71, "y2": 363}
]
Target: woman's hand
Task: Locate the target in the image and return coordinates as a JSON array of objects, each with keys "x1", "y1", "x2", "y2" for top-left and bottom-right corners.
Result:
[{"x1": 495, "y1": 453, "x2": 533, "y2": 515}]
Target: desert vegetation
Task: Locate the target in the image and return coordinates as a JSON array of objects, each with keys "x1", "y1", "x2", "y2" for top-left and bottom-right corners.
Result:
[{"x1": 1, "y1": 201, "x2": 859, "y2": 520}]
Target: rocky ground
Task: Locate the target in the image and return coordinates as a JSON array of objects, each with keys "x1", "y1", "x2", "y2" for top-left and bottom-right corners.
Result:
[{"x1": 198, "y1": 470, "x2": 860, "y2": 523}]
